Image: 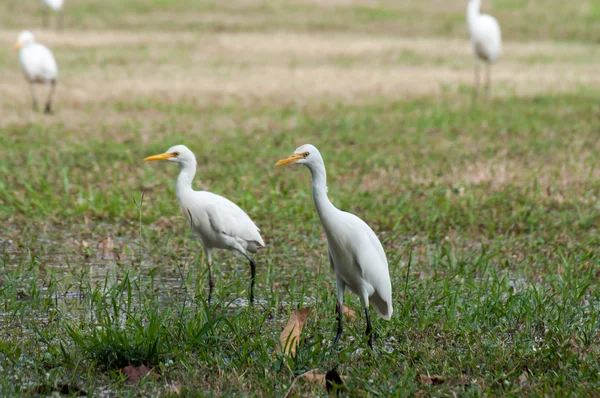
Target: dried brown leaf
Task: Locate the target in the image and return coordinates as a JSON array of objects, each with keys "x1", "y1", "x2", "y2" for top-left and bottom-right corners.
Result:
[
  {"x1": 418, "y1": 374, "x2": 445, "y2": 386},
  {"x1": 418, "y1": 374, "x2": 470, "y2": 387},
  {"x1": 169, "y1": 381, "x2": 182, "y2": 394},
  {"x1": 342, "y1": 305, "x2": 356, "y2": 321},
  {"x1": 279, "y1": 308, "x2": 310, "y2": 356},
  {"x1": 449, "y1": 375, "x2": 470, "y2": 386},
  {"x1": 518, "y1": 371, "x2": 528, "y2": 387},
  {"x1": 122, "y1": 365, "x2": 151, "y2": 384},
  {"x1": 302, "y1": 372, "x2": 326, "y2": 383}
]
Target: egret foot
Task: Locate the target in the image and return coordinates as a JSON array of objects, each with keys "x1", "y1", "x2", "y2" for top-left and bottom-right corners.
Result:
[{"x1": 44, "y1": 80, "x2": 56, "y2": 115}]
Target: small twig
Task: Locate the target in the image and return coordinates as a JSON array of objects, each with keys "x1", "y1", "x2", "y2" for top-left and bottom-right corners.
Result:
[
  {"x1": 284, "y1": 369, "x2": 318, "y2": 398},
  {"x1": 133, "y1": 192, "x2": 145, "y2": 265},
  {"x1": 404, "y1": 244, "x2": 413, "y2": 300}
]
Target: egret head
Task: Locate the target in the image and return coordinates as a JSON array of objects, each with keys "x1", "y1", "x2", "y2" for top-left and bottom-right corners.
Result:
[
  {"x1": 275, "y1": 144, "x2": 323, "y2": 169},
  {"x1": 14, "y1": 31, "x2": 35, "y2": 50},
  {"x1": 144, "y1": 144, "x2": 197, "y2": 168}
]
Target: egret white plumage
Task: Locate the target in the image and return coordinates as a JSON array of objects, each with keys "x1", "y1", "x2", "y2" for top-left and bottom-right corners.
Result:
[
  {"x1": 41, "y1": 0, "x2": 64, "y2": 29},
  {"x1": 144, "y1": 145, "x2": 265, "y2": 303},
  {"x1": 276, "y1": 144, "x2": 393, "y2": 348},
  {"x1": 14, "y1": 31, "x2": 58, "y2": 114},
  {"x1": 467, "y1": 0, "x2": 502, "y2": 99}
]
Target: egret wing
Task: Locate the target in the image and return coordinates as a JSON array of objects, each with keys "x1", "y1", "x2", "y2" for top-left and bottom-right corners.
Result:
[
  {"x1": 22, "y1": 44, "x2": 58, "y2": 81},
  {"x1": 38, "y1": 45, "x2": 58, "y2": 77},
  {"x1": 343, "y1": 212, "x2": 392, "y2": 319},
  {"x1": 355, "y1": 240, "x2": 393, "y2": 320},
  {"x1": 342, "y1": 211, "x2": 387, "y2": 273},
  {"x1": 204, "y1": 193, "x2": 265, "y2": 248},
  {"x1": 328, "y1": 246, "x2": 335, "y2": 272}
]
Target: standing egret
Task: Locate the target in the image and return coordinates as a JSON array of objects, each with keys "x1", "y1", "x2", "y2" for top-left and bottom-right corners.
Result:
[
  {"x1": 41, "y1": 0, "x2": 64, "y2": 29},
  {"x1": 14, "y1": 31, "x2": 58, "y2": 114},
  {"x1": 467, "y1": 0, "x2": 502, "y2": 99},
  {"x1": 276, "y1": 144, "x2": 393, "y2": 348},
  {"x1": 144, "y1": 145, "x2": 265, "y2": 304}
]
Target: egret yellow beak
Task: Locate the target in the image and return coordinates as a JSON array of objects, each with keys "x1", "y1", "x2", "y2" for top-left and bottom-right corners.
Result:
[
  {"x1": 275, "y1": 153, "x2": 304, "y2": 166},
  {"x1": 13, "y1": 41, "x2": 22, "y2": 50},
  {"x1": 144, "y1": 152, "x2": 176, "y2": 162}
]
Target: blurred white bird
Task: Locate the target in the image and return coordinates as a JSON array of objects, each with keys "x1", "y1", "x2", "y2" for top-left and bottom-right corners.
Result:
[
  {"x1": 467, "y1": 0, "x2": 502, "y2": 99},
  {"x1": 276, "y1": 144, "x2": 393, "y2": 348},
  {"x1": 144, "y1": 145, "x2": 265, "y2": 304},
  {"x1": 14, "y1": 31, "x2": 58, "y2": 114},
  {"x1": 41, "y1": 0, "x2": 64, "y2": 29}
]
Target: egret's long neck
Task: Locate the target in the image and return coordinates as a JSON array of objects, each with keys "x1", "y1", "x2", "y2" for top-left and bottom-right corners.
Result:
[
  {"x1": 176, "y1": 162, "x2": 196, "y2": 198},
  {"x1": 467, "y1": 0, "x2": 481, "y2": 28},
  {"x1": 308, "y1": 162, "x2": 337, "y2": 224}
]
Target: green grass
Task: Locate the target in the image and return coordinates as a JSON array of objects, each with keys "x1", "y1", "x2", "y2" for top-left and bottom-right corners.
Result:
[
  {"x1": 1, "y1": 0, "x2": 600, "y2": 396},
  {"x1": 1, "y1": 94, "x2": 599, "y2": 395}
]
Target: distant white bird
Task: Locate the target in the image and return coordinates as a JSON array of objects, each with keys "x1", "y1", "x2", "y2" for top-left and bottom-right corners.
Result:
[
  {"x1": 144, "y1": 145, "x2": 265, "y2": 303},
  {"x1": 14, "y1": 31, "x2": 58, "y2": 114},
  {"x1": 467, "y1": 0, "x2": 502, "y2": 99},
  {"x1": 276, "y1": 144, "x2": 393, "y2": 348},
  {"x1": 41, "y1": 0, "x2": 64, "y2": 29}
]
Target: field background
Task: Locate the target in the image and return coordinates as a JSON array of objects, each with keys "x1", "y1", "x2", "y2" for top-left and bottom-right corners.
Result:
[{"x1": 0, "y1": 0, "x2": 599, "y2": 396}]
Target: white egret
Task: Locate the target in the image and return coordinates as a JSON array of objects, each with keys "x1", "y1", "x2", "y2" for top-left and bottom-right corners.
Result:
[
  {"x1": 41, "y1": 0, "x2": 64, "y2": 29},
  {"x1": 144, "y1": 145, "x2": 265, "y2": 303},
  {"x1": 14, "y1": 31, "x2": 58, "y2": 114},
  {"x1": 467, "y1": 0, "x2": 502, "y2": 99},
  {"x1": 276, "y1": 144, "x2": 393, "y2": 348}
]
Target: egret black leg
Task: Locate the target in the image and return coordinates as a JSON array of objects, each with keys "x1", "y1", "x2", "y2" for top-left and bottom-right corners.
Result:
[
  {"x1": 44, "y1": 80, "x2": 56, "y2": 114},
  {"x1": 29, "y1": 83, "x2": 39, "y2": 112},
  {"x1": 365, "y1": 307, "x2": 373, "y2": 349},
  {"x1": 333, "y1": 301, "x2": 344, "y2": 346},
  {"x1": 205, "y1": 249, "x2": 214, "y2": 304},
  {"x1": 237, "y1": 250, "x2": 257, "y2": 305},
  {"x1": 473, "y1": 63, "x2": 480, "y2": 102},
  {"x1": 207, "y1": 265, "x2": 215, "y2": 304},
  {"x1": 249, "y1": 258, "x2": 256, "y2": 304},
  {"x1": 333, "y1": 276, "x2": 345, "y2": 347},
  {"x1": 485, "y1": 63, "x2": 492, "y2": 98}
]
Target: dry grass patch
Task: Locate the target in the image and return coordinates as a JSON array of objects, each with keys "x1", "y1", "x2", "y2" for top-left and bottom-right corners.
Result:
[
  {"x1": 0, "y1": 29, "x2": 198, "y2": 48},
  {"x1": 2, "y1": 31, "x2": 597, "y2": 121},
  {"x1": 1, "y1": 62, "x2": 596, "y2": 123},
  {"x1": 355, "y1": 153, "x2": 600, "y2": 201}
]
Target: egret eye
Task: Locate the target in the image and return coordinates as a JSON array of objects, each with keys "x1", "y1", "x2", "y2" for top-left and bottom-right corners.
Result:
[
  {"x1": 173, "y1": 152, "x2": 180, "y2": 156},
  {"x1": 303, "y1": 152, "x2": 309, "y2": 158}
]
